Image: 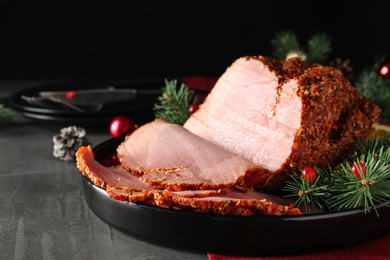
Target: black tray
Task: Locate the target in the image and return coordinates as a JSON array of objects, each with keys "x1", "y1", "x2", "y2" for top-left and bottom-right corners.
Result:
[{"x1": 81, "y1": 136, "x2": 390, "y2": 256}]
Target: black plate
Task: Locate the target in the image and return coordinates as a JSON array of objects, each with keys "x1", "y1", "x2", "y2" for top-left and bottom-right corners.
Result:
[
  {"x1": 82, "y1": 136, "x2": 390, "y2": 256},
  {"x1": 9, "y1": 78, "x2": 168, "y2": 127}
]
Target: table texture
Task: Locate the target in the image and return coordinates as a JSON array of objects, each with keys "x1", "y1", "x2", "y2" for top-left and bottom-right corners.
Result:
[{"x1": 0, "y1": 79, "x2": 207, "y2": 260}]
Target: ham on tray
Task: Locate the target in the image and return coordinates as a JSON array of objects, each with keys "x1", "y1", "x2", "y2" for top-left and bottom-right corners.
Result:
[{"x1": 76, "y1": 55, "x2": 381, "y2": 216}]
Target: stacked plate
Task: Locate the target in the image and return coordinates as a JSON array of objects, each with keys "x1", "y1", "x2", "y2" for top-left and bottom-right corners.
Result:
[{"x1": 9, "y1": 78, "x2": 167, "y2": 128}]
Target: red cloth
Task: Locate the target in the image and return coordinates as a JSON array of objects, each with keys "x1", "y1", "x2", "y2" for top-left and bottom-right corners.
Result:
[
  {"x1": 207, "y1": 233, "x2": 390, "y2": 259},
  {"x1": 182, "y1": 76, "x2": 390, "y2": 260},
  {"x1": 182, "y1": 76, "x2": 218, "y2": 92}
]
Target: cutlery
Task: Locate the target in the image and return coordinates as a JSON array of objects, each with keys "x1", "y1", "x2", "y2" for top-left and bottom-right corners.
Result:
[
  {"x1": 21, "y1": 95, "x2": 88, "y2": 112},
  {"x1": 38, "y1": 87, "x2": 162, "y2": 106}
]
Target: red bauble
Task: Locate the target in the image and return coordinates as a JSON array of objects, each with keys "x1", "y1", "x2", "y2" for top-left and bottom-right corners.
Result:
[
  {"x1": 98, "y1": 151, "x2": 121, "y2": 167},
  {"x1": 188, "y1": 104, "x2": 199, "y2": 114},
  {"x1": 379, "y1": 62, "x2": 390, "y2": 77},
  {"x1": 351, "y1": 162, "x2": 366, "y2": 178},
  {"x1": 109, "y1": 151, "x2": 121, "y2": 165},
  {"x1": 109, "y1": 115, "x2": 138, "y2": 138},
  {"x1": 301, "y1": 167, "x2": 317, "y2": 183},
  {"x1": 99, "y1": 157, "x2": 112, "y2": 167}
]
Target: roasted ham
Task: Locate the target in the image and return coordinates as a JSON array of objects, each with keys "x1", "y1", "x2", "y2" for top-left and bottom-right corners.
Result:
[{"x1": 184, "y1": 56, "x2": 381, "y2": 190}]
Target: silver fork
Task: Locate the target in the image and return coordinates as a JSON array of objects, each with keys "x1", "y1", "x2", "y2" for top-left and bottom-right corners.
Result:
[{"x1": 21, "y1": 95, "x2": 87, "y2": 113}]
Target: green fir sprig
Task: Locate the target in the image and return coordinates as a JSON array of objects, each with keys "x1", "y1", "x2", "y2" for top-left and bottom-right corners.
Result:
[
  {"x1": 270, "y1": 30, "x2": 301, "y2": 60},
  {"x1": 0, "y1": 91, "x2": 19, "y2": 119},
  {"x1": 282, "y1": 169, "x2": 331, "y2": 214},
  {"x1": 0, "y1": 104, "x2": 19, "y2": 119},
  {"x1": 306, "y1": 33, "x2": 332, "y2": 64},
  {"x1": 153, "y1": 79, "x2": 199, "y2": 125},
  {"x1": 282, "y1": 134, "x2": 390, "y2": 216},
  {"x1": 270, "y1": 30, "x2": 332, "y2": 64},
  {"x1": 354, "y1": 55, "x2": 390, "y2": 121}
]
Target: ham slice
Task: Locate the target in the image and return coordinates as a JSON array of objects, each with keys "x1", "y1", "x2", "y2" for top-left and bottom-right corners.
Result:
[
  {"x1": 163, "y1": 189, "x2": 301, "y2": 216},
  {"x1": 117, "y1": 119, "x2": 272, "y2": 191},
  {"x1": 76, "y1": 146, "x2": 155, "y2": 203},
  {"x1": 184, "y1": 56, "x2": 381, "y2": 190},
  {"x1": 76, "y1": 145, "x2": 301, "y2": 216}
]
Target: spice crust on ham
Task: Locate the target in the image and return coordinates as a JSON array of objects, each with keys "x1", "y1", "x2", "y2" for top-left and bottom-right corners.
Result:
[{"x1": 184, "y1": 55, "x2": 381, "y2": 191}]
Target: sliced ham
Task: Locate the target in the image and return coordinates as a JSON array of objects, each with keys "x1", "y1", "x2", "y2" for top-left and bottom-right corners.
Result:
[
  {"x1": 166, "y1": 190, "x2": 301, "y2": 216},
  {"x1": 184, "y1": 56, "x2": 381, "y2": 190},
  {"x1": 76, "y1": 146, "x2": 302, "y2": 216},
  {"x1": 117, "y1": 119, "x2": 272, "y2": 191},
  {"x1": 76, "y1": 146, "x2": 155, "y2": 203}
]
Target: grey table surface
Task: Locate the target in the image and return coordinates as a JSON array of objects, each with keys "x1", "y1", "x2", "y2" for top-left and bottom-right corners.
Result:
[{"x1": 0, "y1": 80, "x2": 207, "y2": 260}]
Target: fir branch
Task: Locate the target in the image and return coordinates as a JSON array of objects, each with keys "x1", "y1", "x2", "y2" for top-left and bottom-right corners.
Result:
[
  {"x1": 356, "y1": 134, "x2": 390, "y2": 156},
  {"x1": 271, "y1": 30, "x2": 331, "y2": 64},
  {"x1": 270, "y1": 30, "x2": 300, "y2": 60},
  {"x1": 355, "y1": 69, "x2": 390, "y2": 120},
  {"x1": 327, "y1": 153, "x2": 390, "y2": 216},
  {"x1": 306, "y1": 33, "x2": 332, "y2": 64},
  {"x1": 283, "y1": 135, "x2": 390, "y2": 216},
  {"x1": 0, "y1": 104, "x2": 20, "y2": 119},
  {"x1": 0, "y1": 91, "x2": 20, "y2": 119},
  {"x1": 282, "y1": 168, "x2": 331, "y2": 214},
  {"x1": 355, "y1": 70, "x2": 389, "y2": 97},
  {"x1": 372, "y1": 54, "x2": 386, "y2": 70},
  {"x1": 153, "y1": 79, "x2": 198, "y2": 125}
]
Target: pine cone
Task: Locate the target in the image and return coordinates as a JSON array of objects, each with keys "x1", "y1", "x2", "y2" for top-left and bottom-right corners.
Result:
[{"x1": 53, "y1": 125, "x2": 90, "y2": 162}]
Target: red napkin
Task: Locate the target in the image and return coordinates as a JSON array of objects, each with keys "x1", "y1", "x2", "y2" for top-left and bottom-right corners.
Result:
[
  {"x1": 182, "y1": 76, "x2": 218, "y2": 92},
  {"x1": 207, "y1": 233, "x2": 390, "y2": 259}
]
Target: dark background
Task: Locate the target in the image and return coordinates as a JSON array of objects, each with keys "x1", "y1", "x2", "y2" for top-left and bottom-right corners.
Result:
[{"x1": 0, "y1": 1, "x2": 388, "y2": 80}]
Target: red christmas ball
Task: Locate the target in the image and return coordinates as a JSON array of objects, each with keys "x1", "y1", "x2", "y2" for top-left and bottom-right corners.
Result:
[
  {"x1": 351, "y1": 162, "x2": 366, "y2": 178},
  {"x1": 379, "y1": 62, "x2": 390, "y2": 77},
  {"x1": 301, "y1": 167, "x2": 317, "y2": 183},
  {"x1": 109, "y1": 115, "x2": 138, "y2": 138},
  {"x1": 108, "y1": 151, "x2": 121, "y2": 165},
  {"x1": 188, "y1": 104, "x2": 199, "y2": 114}
]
